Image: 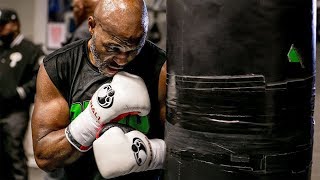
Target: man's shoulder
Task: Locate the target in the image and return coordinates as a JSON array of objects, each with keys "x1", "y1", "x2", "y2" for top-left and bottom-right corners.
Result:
[
  {"x1": 143, "y1": 40, "x2": 166, "y2": 54},
  {"x1": 19, "y1": 38, "x2": 42, "y2": 52},
  {"x1": 20, "y1": 38, "x2": 35, "y2": 46},
  {"x1": 44, "y1": 39, "x2": 87, "y2": 63},
  {"x1": 139, "y1": 41, "x2": 166, "y2": 63},
  {"x1": 126, "y1": 41, "x2": 166, "y2": 79}
]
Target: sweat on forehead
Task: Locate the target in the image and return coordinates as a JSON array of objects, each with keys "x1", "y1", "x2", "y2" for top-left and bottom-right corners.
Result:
[
  {"x1": 94, "y1": 0, "x2": 147, "y2": 25},
  {"x1": 93, "y1": 0, "x2": 148, "y2": 39},
  {"x1": 98, "y1": 0, "x2": 144, "y2": 12}
]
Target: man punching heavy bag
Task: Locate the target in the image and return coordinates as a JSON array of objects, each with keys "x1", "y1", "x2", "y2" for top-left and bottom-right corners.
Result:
[{"x1": 165, "y1": 0, "x2": 316, "y2": 180}]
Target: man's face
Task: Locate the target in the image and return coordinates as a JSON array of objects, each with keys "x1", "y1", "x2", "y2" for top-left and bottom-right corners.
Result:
[
  {"x1": 89, "y1": 18, "x2": 146, "y2": 77},
  {"x1": 0, "y1": 22, "x2": 16, "y2": 47}
]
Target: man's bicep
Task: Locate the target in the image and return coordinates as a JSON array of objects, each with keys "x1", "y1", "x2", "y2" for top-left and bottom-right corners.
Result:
[
  {"x1": 32, "y1": 65, "x2": 83, "y2": 171},
  {"x1": 32, "y1": 64, "x2": 69, "y2": 141}
]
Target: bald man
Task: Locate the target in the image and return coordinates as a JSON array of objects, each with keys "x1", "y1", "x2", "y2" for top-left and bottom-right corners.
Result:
[
  {"x1": 63, "y1": 0, "x2": 99, "y2": 45},
  {"x1": 32, "y1": 0, "x2": 167, "y2": 179}
]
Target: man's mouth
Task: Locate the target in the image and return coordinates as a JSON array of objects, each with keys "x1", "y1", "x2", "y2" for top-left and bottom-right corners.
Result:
[
  {"x1": 108, "y1": 65, "x2": 123, "y2": 71},
  {"x1": 101, "y1": 65, "x2": 124, "y2": 76}
]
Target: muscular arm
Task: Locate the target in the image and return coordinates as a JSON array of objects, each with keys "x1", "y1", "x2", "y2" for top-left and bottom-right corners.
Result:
[
  {"x1": 32, "y1": 64, "x2": 82, "y2": 171},
  {"x1": 158, "y1": 61, "x2": 167, "y2": 123}
]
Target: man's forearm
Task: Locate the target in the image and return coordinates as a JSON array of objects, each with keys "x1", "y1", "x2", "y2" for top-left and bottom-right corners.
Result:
[{"x1": 34, "y1": 128, "x2": 83, "y2": 171}]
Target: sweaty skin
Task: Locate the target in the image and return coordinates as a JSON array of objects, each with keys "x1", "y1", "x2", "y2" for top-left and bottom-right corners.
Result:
[{"x1": 32, "y1": 0, "x2": 166, "y2": 171}]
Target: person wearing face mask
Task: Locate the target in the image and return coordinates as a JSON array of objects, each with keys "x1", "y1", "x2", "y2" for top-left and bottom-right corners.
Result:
[
  {"x1": 31, "y1": 0, "x2": 167, "y2": 179},
  {"x1": 0, "y1": 8, "x2": 45, "y2": 180}
]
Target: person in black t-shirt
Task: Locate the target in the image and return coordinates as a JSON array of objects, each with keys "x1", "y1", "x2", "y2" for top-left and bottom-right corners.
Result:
[
  {"x1": 0, "y1": 8, "x2": 45, "y2": 180},
  {"x1": 32, "y1": 0, "x2": 167, "y2": 179}
]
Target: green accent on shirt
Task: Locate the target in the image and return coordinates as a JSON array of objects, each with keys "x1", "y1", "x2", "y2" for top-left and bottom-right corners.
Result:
[{"x1": 70, "y1": 101, "x2": 150, "y2": 134}]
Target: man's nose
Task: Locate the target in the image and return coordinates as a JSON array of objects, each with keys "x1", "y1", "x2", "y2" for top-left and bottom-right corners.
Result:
[{"x1": 114, "y1": 52, "x2": 129, "y2": 66}]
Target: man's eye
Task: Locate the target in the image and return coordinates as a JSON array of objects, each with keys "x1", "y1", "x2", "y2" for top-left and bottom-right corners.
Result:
[{"x1": 106, "y1": 46, "x2": 120, "y2": 52}]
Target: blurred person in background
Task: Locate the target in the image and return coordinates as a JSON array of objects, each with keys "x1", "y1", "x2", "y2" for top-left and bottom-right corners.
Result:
[
  {"x1": 0, "y1": 8, "x2": 45, "y2": 180},
  {"x1": 63, "y1": 0, "x2": 100, "y2": 45}
]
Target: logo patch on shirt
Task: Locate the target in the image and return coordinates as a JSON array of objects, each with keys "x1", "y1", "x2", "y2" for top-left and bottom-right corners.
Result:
[{"x1": 9, "y1": 52, "x2": 22, "y2": 68}]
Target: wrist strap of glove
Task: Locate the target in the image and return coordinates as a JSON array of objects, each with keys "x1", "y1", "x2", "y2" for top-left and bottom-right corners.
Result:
[
  {"x1": 65, "y1": 127, "x2": 92, "y2": 152},
  {"x1": 148, "y1": 139, "x2": 166, "y2": 170},
  {"x1": 65, "y1": 108, "x2": 100, "y2": 152}
]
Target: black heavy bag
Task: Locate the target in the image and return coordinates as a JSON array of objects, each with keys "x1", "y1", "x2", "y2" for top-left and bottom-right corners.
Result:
[{"x1": 165, "y1": 0, "x2": 316, "y2": 180}]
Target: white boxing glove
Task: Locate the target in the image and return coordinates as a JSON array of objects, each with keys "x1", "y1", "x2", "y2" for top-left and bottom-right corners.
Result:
[
  {"x1": 93, "y1": 125, "x2": 166, "y2": 179},
  {"x1": 65, "y1": 71, "x2": 151, "y2": 152}
]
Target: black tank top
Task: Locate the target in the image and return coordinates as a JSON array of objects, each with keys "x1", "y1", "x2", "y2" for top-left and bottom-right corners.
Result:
[{"x1": 43, "y1": 39, "x2": 166, "y2": 180}]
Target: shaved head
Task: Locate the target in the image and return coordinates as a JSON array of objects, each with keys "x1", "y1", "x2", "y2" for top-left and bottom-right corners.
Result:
[{"x1": 93, "y1": 0, "x2": 148, "y2": 41}]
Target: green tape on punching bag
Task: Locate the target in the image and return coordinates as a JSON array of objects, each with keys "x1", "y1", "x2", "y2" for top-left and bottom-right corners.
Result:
[{"x1": 165, "y1": 0, "x2": 316, "y2": 180}]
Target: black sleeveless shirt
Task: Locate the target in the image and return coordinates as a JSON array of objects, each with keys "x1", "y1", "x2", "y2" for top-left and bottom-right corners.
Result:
[{"x1": 43, "y1": 39, "x2": 166, "y2": 180}]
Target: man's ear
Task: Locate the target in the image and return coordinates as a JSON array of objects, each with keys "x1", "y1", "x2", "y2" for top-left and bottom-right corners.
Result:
[{"x1": 88, "y1": 16, "x2": 96, "y2": 35}]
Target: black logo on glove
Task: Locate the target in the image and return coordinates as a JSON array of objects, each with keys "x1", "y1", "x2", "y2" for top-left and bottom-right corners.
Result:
[
  {"x1": 132, "y1": 137, "x2": 147, "y2": 166},
  {"x1": 97, "y1": 85, "x2": 115, "y2": 108}
]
